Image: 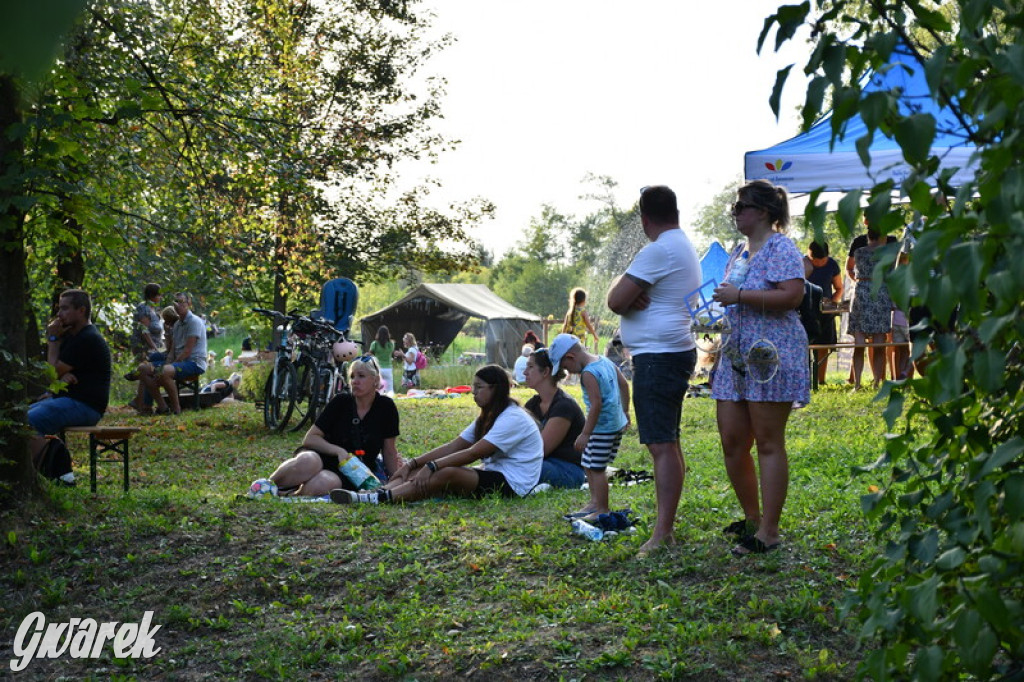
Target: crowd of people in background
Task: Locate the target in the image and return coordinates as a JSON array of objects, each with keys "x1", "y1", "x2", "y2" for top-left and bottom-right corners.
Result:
[{"x1": 26, "y1": 179, "x2": 924, "y2": 559}]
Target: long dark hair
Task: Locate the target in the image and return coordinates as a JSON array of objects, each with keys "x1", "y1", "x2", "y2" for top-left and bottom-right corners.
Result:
[
  {"x1": 375, "y1": 325, "x2": 391, "y2": 346},
  {"x1": 473, "y1": 365, "x2": 515, "y2": 442}
]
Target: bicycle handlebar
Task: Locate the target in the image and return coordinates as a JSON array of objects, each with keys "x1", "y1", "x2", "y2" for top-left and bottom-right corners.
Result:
[{"x1": 253, "y1": 308, "x2": 348, "y2": 342}]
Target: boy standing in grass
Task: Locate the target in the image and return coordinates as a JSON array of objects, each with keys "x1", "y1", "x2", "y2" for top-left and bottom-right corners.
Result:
[{"x1": 548, "y1": 333, "x2": 630, "y2": 519}]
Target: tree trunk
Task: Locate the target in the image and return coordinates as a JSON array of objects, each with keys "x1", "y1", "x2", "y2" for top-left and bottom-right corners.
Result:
[
  {"x1": 50, "y1": 197, "x2": 86, "y2": 313},
  {"x1": 0, "y1": 75, "x2": 41, "y2": 503},
  {"x1": 273, "y1": 196, "x2": 291, "y2": 316}
]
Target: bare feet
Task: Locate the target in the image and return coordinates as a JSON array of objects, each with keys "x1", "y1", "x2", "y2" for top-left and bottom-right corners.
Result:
[
  {"x1": 565, "y1": 507, "x2": 598, "y2": 519},
  {"x1": 637, "y1": 534, "x2": 676, "y2": 558},
  {"x1": 581, "y1": 508, "x2": 611, "y2": 523}
]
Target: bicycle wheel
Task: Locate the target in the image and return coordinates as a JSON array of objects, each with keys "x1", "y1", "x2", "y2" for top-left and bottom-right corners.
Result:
[
  {"x1": 308, "y1": 366, "x2": 334, "y2": 421},
  {"x1": 288, "y1": 356, "x2": 320, "y2": 433},
  {"x1": 264, "y1": 357, "x2": 297, "y2": 431}
]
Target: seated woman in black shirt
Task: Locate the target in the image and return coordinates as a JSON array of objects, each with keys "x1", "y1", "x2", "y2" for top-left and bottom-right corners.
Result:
[
  {"x1": 522, "y1": 348, "x2": 586, "y2": 489},
  {"x1": 269, "y1": 356, "x2": 400, "y2": 496}
]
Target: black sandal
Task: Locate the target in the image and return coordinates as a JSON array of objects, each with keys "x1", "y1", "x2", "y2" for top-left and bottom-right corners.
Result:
[
  {"x1": 731, "y1": 535, "x2": 781, "y2": 556},
  {"x1": 723, "y1": 519, "x2": 755, "y2": 537}
]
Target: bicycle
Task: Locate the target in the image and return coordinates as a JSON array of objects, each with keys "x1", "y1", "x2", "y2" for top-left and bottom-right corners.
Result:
[
  {"x1": 288, "y1": 317, "x2": 351, "y2": 433},
  {"x1": 253, "y1": 308, "x2": 300, "y2": 431}
]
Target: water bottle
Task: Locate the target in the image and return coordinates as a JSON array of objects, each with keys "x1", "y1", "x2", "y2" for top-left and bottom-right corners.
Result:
[
  {"x1": 726, "y1": 251, "x2": 750, "y2": 287},
  {"x1": 339, "y1": 451, "x2": 381, "y2": 490},
  {"x1": 571, "y1": 519, "x2": 604, "y2": 542}
]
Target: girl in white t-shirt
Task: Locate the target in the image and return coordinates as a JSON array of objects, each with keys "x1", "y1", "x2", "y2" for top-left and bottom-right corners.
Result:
[
  {"x1": 330, "y1": 365, "x2": 543, "y2": 504},
  {"x1": 399, "y1": 332, "x2": 421, "y2": 389}
]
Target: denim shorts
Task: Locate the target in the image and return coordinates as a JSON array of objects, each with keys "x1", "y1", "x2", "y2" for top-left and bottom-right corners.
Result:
[
  {"x1": 631, "y1": 350, "x2": 696, "y2": 444},
  {"x1": 27, "y1": 396, "x2": 102, "y2": 435},
  {"x1": 539, "y1": 458, "x2": 586, "y2": 489},
  {"x1": 171, "y1": 361, "x2": 204, "y2": 379}
]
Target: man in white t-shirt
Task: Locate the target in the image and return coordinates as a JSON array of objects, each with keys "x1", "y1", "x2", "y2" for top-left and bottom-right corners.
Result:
[
  {"x1": 139, "y1": 292, "x2": 207, "y2": 414},
  {"x1": 607, "y1": 185, "x2": 701, "y2": 556}
]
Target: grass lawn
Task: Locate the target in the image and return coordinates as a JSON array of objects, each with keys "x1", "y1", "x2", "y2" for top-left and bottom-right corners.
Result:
[{"x1": 2, "y1": 380, "x2": 888, "y2": 680}]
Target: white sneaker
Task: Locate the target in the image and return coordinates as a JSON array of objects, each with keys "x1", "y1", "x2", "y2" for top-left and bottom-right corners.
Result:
[
  {"x1": 330, "y1": 489, "x2": 381, "y2": 504},
  {"x1": 58, "y1": 472, "x2": 76, "y2": 486},
  {"x1": 330, "y1": 488, "x2": 357, "y2": 504}
]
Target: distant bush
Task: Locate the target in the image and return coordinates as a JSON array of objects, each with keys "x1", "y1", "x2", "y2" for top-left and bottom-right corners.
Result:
[{"x1": 415, "y1": 364, "x2": 477, "y2": 390}]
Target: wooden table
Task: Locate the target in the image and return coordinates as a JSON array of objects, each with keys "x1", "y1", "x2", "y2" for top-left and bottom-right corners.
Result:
[{"x1": 808, "y1": 342, "x2": 905, "y2": 389}]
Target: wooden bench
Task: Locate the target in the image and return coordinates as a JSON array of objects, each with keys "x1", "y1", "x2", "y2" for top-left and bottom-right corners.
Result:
[
  {"x1": 176, "y1": 374, "x2": 201, "y2": 410},
  {"x1": 63, "y1": 426, "x2": 141, "y2": 492}
]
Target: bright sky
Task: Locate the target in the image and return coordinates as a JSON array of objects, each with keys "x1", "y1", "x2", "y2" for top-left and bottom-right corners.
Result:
[{"x1": 405, "y1": 0, "x2": 811, "y2": 256}]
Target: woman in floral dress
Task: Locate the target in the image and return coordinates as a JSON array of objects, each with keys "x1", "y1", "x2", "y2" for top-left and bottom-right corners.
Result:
[
  {"x1": 847, "y1": 228, "x2": 893, "y2": 388},
  {"x1": 711, "y1": 180, "x2": 808, "y2": 556}
]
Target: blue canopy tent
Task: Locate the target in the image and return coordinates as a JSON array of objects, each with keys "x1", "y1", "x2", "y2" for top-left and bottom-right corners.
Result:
[
  {"x1": 699, "y1": 241, "x2": 730, "y2": 285},
  {"x1": 745, "y1": 45, "x2": 978, "y2": 192}
]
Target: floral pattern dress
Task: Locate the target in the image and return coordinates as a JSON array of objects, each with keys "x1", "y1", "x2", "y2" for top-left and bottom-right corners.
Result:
[
  {"x1": 711, "y1": 233, "x2": 810, "y2": 404},
  {"x1": 847, "y1": 245, "x2": 893, "y2": 335}
]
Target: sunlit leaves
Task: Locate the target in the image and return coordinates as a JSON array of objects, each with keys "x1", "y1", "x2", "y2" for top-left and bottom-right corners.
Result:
[
  {"x1": 764, "y1": 0, "x2": 1024, "y2": 678},
  {"x1": 18, "y1": 0, "x2": 484, "y2": 323}
]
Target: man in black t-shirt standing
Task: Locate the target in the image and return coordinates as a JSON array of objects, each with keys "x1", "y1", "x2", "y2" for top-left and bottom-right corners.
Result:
[{"x1": 28, "y1": 289, "x2": 112, "y2": 482}]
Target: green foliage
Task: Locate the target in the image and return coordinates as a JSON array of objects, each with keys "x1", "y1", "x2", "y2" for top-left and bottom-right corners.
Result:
[
  {"x1": 764, "y1": 2, "x2": 1024, "y2": 678},
  {"x1": 486, "y1": 175, "x2": 633, "y2": 323},
  {"x1": 0, "y1": 1, "x2": 87, "y2": 83},
  {"x1": 17, "y1": 0, "x2": 489, "y2": 333},
  {"x1": 692, "y1": 178, "x2": 745, "y2": 251},
  {"x1": 490, "y1": 255, "x2": 580, "y2": 320}
]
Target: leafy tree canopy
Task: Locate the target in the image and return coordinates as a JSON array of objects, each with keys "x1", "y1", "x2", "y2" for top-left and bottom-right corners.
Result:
[
  {"x1": 764, "y1": 1, "x2": 1024, "y2": 678},
  {"x1": 19, "y1": 0, "x2": 490, "y2": 334}
]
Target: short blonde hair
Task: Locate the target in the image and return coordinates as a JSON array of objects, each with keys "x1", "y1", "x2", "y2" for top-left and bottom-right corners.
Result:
[{"x1": 349, "y1": 355, "x2": 380, "y2": 379}]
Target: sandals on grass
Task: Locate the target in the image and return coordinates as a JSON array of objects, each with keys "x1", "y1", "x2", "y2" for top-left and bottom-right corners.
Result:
[
  {"x1": 723, "y1": 519, "x2": 756, "y2": 537},
  {"x1": 731, "y1": 535, "x2": 781, "y2": 556}
]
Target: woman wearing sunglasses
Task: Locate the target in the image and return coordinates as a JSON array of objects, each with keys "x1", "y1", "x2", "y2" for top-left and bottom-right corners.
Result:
[
  {"x1": 268, "y1": 355, "x2": 400, "y2": 496},
  {"x1": 331, "y1": 364, "x2": 543, "y2": 504},
  {"x1": 710, "y1": 180, "x2": 809, "y2": 556}
]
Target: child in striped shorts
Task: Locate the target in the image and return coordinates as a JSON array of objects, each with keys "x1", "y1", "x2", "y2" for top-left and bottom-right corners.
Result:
[{"x1": 547, "y1": 334, "x2": 631, "y2": 519}]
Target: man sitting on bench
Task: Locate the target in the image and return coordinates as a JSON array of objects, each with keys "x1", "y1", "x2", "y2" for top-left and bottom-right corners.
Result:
[
  {"x1": 28, "y1": 289, "x2": 112, "y2": 484},
  {"x1": 139, "y1": 291, "x2": 207, "y2": 415}
]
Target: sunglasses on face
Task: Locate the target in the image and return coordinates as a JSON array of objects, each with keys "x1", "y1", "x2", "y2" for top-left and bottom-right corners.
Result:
[{"x1": 732, "y1": 201, "x2": 759, "y2": 215}]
